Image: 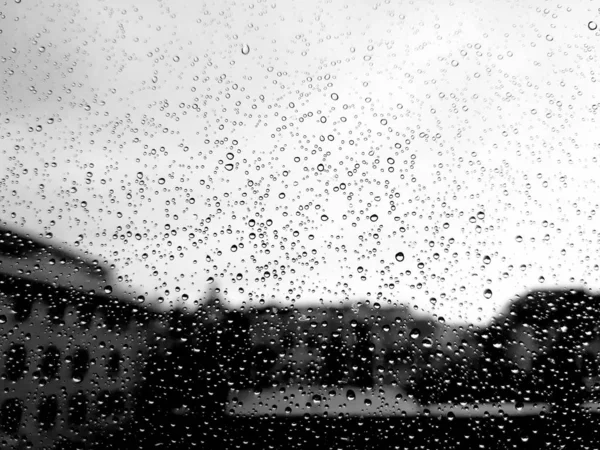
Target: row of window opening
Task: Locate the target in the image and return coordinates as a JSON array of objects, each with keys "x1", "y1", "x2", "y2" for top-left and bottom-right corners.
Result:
[
  {"x1": 2, "y1": 344, "x2": 123, "y2": 382},
  {"x1": 0, "y1": 390, "x2": 126, "y2": 435}
]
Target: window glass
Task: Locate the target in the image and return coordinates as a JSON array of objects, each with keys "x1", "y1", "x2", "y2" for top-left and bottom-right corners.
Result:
[{"x1": 2, "y1": 0, "x2": 600, "y2": 448}]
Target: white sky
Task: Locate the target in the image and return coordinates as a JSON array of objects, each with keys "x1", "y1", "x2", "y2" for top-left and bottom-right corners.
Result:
[{"x1": 1, "y1": 0, "x2": 599, "y2": 324}]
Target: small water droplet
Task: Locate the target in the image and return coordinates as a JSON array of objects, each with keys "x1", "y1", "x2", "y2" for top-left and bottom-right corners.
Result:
[
  {"x1": 0, "y1": 315, "x2": 7, "y2": 324},
  {"x1": 104, "y1": 286, "x2": 113, "y2": 294},
  {"x1": 484, "y1": 289, "x2": 493, "y2": 299},
  {"x1": 410, "y1": 328, "x2": 420, "y2": 339},
  {"x1": 395, "y1": 252, "x2": 404, "y2": 262},
  {"x1": 369, "y1": 214, "x2": 378, "y2": 222},
  {"x1": 241, "y1": 44, "x2": 250, "y2": 55},
  {"x1": 515, "y1": 401, "x2": 524, "y2": 411},
  {"x1": 346, "y1": 390, "x2": 356, "y2": 401},
  {"x1": 589, "y1": 21, "x2": 598, "y2": 31}
]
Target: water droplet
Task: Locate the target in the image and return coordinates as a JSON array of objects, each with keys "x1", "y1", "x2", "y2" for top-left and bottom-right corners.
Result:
[
  {"x1": 484, "y1": 289, "x2": 493, "y2": 299},
  {"x1": 515, "y1": 401, "x2": 524, "y2": 411},
  {"x1": 483, "y1": 255, "x2": 491, "y2": 264},
  {"x1": 395, "y1": 252, "x2": 404, "y2": 262},
  {"x1": 346, "y1": 390, "x2": 356, "y2": 401},
  {"x1": 137, "y1": 295, "x2": 145, "y2": 303},
  {"x1": 0, "y1": 315, "x2": 7, "y2": 324},
  {"x1": 241, "y1": 44, "x2": 250, "y2": 55},
  {"x1": 104, "y1": 286, "x2": 113, "y2": 294},
  {"x1": 410, "y1": 328, "x2": 420, "y2": 339},
  {"x1": 312, "y1": 394, "x2": 321, "y2": 404},
  {"x1": 321, "y1": 214, "x2": 329, "y2": 221},
  {"x1": 422, "y1": 338, "x2": 433, "y2": 348},
  {"x1": 331, "y1": 93, "x2": 339, "y2": 100},
  {"x1": 225, "y1": 163, "x2": 234, "y2": 171},
  {"x1": 369, "y1": 214, "x2": 378, "y2": 222},
  {"x1": 589, "y1": 21, "x2": 598, "y2": 31}
]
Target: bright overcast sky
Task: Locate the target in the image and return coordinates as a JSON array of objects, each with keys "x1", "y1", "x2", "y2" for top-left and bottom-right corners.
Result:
[{"x1": 1, "y1": 0, "x2": 599, "y2": 324}]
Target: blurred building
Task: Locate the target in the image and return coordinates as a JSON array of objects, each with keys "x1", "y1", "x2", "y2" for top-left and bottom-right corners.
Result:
[
  {"x1": 0, "y1": 226, "x2": 163, "y2": 449},
  {"x1": 477, "y1": 288, "x2": 600, "y2": 403}
]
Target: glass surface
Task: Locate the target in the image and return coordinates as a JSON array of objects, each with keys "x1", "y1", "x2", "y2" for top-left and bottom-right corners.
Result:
[{"x1": 1, "y1": 0, "x2": 600, "y2": 448}]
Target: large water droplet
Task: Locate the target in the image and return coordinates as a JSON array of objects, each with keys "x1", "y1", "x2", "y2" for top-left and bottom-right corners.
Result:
[
  {"x1": 484, "y1": 289, "x2": 493, "y2": 299},
  {"x1": 410, "y1": 328, "x2": 420, "y2": 339},
  {"x1": 241, "y1": 44, "x2": 250, "y2": 55},
  {"x1": 395, "y1": 252, "x2": 404, "y2": 262},
  {"x1": 589, "y1": 21, "x2": 598, "y2": 31},
  {"x1": 346, "y1": 390, "x2": 356, "y2": 401}
]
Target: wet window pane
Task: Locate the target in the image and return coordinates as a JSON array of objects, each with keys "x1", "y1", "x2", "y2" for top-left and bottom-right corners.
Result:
[
  {"x1": 67, "y1": 391, "x2": 88, "y2": 428},
  {"x1": 2, "y1": 0, "x2": 600, "y2": 448},
  {"x1": 40, "y1": 346, "x2": 61, "y2": 379},
  {"x1": 106, "y1": 350, "x2": 122, "y2": 378},
  {"x1": 4, "y1": 344, "x2": 28, "y2": 382},
  {"x1": 37, "y1": 395, "x2": 58, "y2": 431},
  {"x1": 0, "y1": 399, "x2": 23, "y2": 435}
]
